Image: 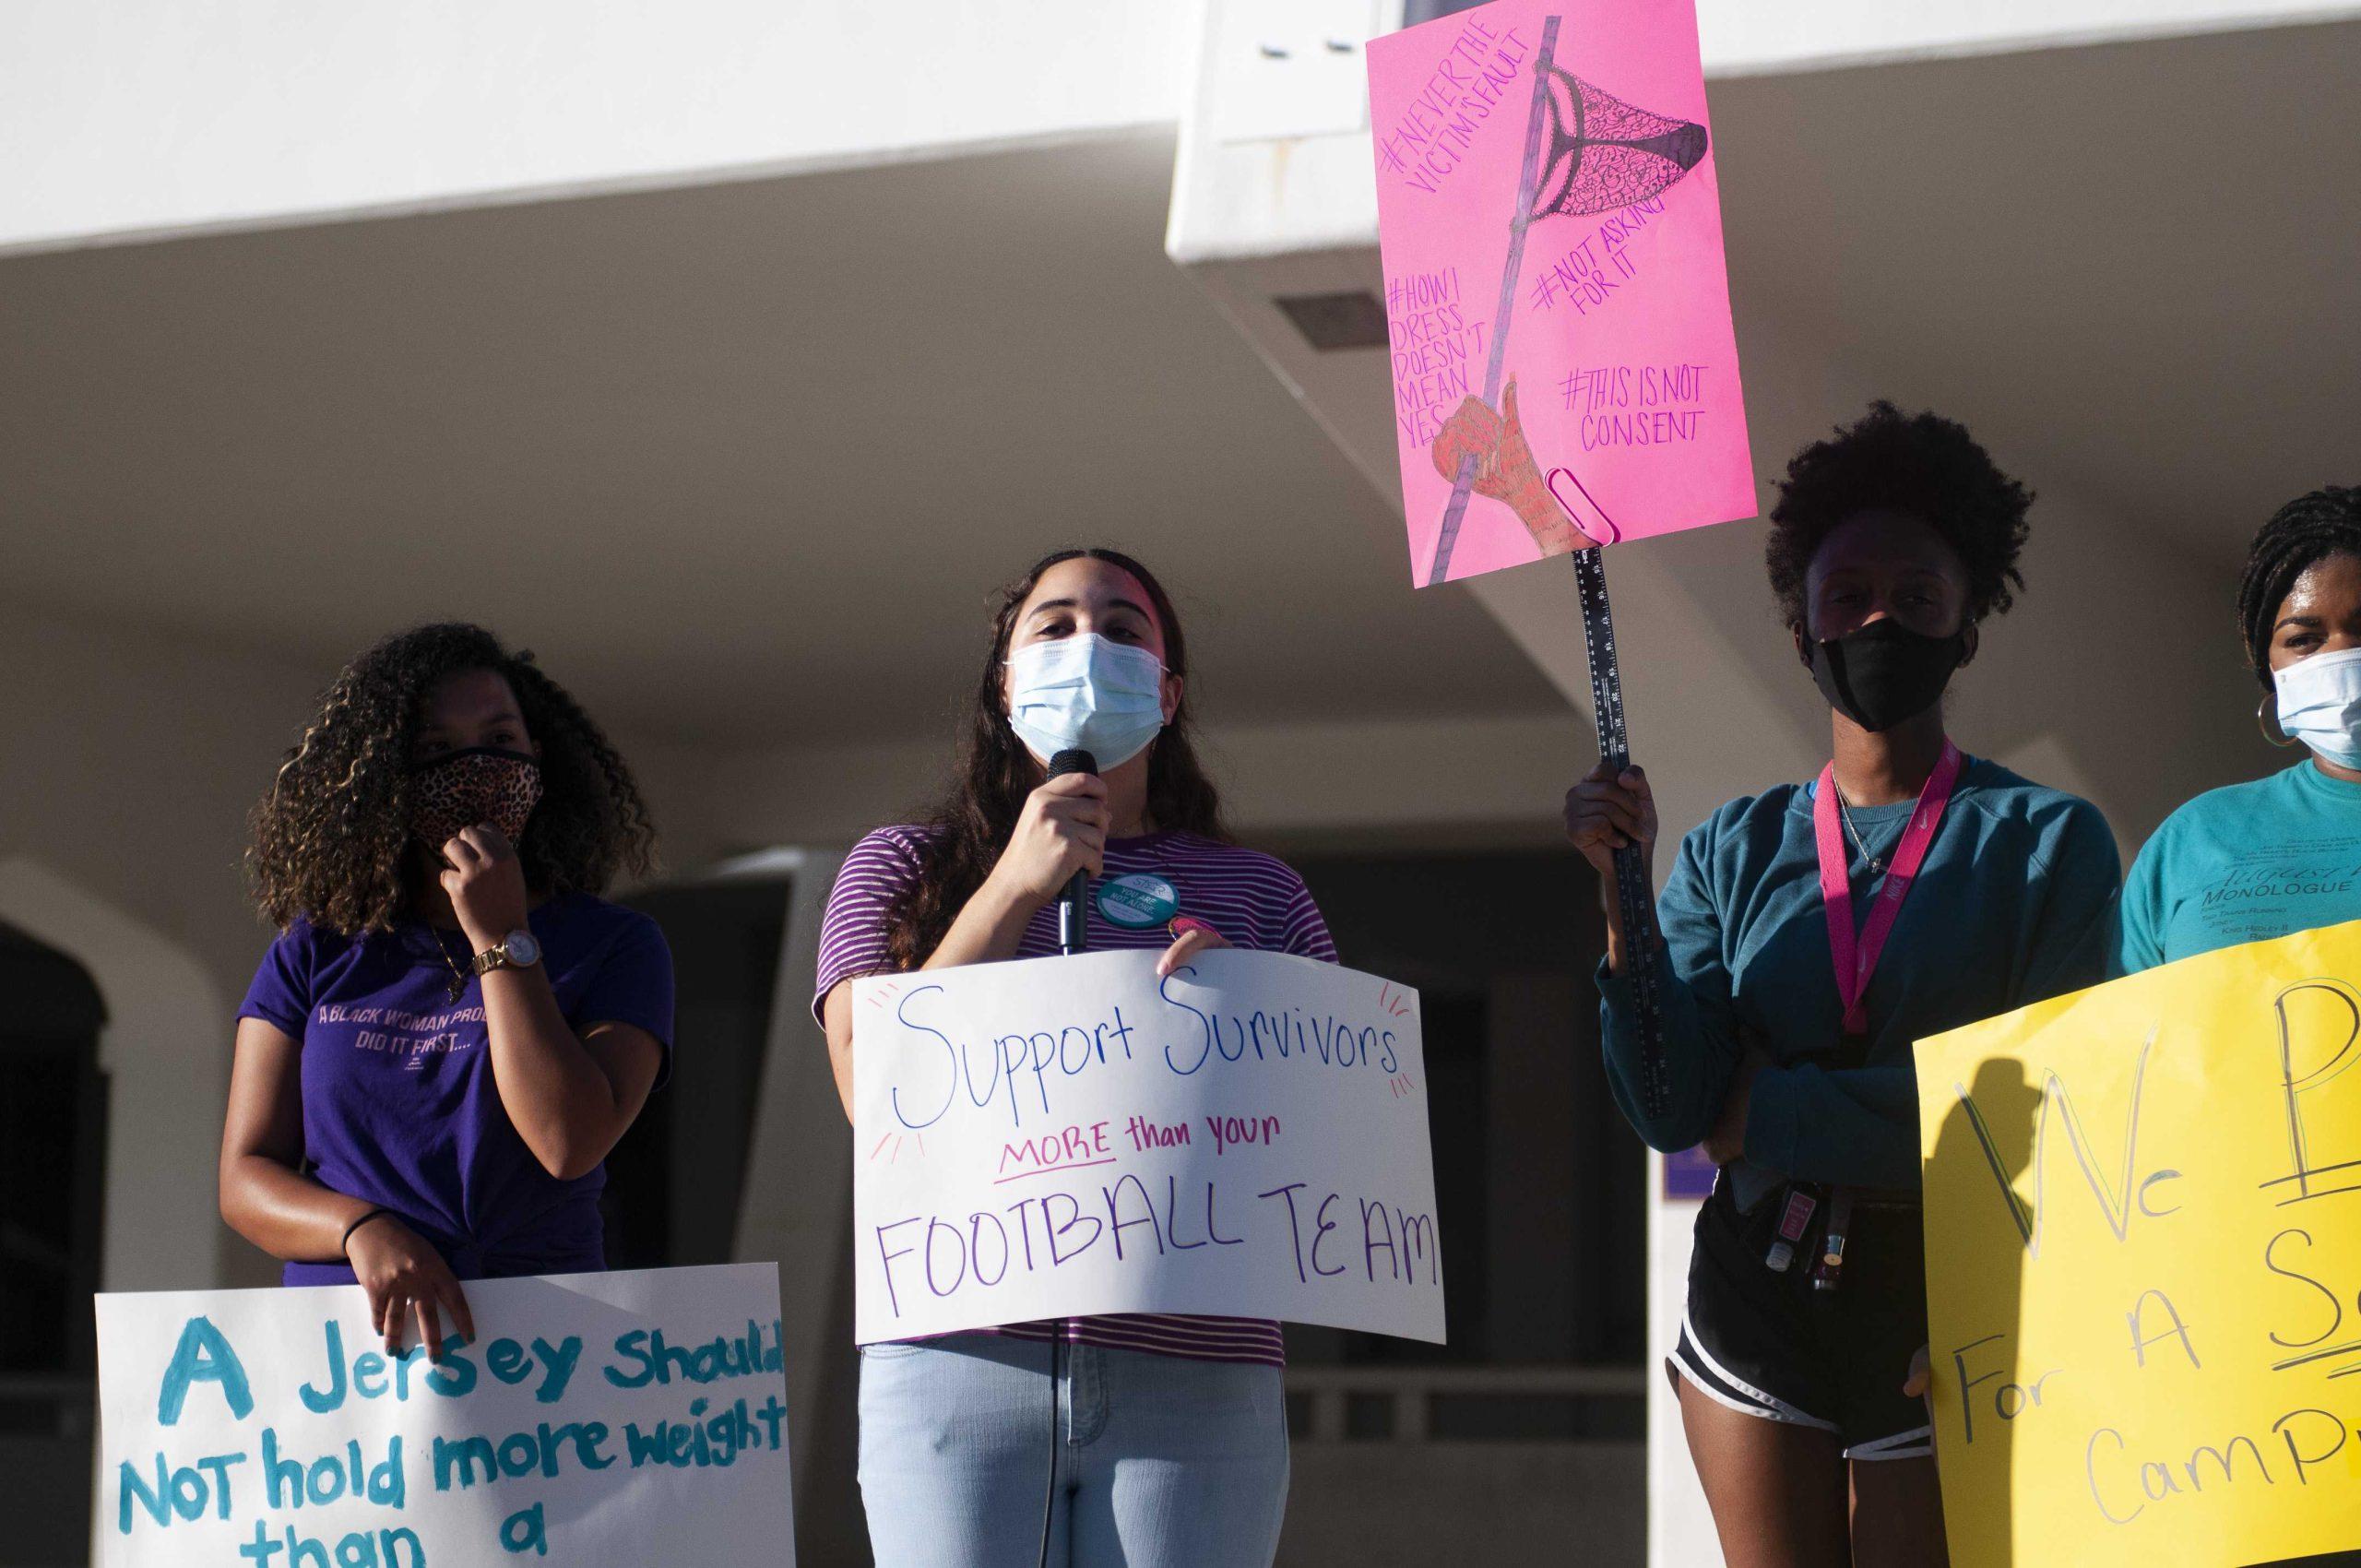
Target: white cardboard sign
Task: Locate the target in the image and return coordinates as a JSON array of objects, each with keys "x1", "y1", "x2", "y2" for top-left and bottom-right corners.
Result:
[
  {"x1": 95, "y1": 1264, "x2": 793, "y2": 1566},
  {"x1": 853, "y1": 948, "x2": 1444, "y2": 1344}
]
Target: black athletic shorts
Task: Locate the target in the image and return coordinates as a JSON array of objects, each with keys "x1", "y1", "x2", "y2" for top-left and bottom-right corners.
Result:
[{"x1": 1670, "y1": 1175, "x2": 1932, "y2": 1460}]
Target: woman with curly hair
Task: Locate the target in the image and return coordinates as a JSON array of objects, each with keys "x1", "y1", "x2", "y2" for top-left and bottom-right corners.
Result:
[
  {"x1": 813, "y1": 548, "x2": 1331, "y2": 1568},
  {"x1": 220, "y1": 623, "x2": 671, "y2": 1360},
  {"x1": 1562, "y1": 405, "x2": 2121, "y2": 1564},
  {"x1": 2112, "y1": 485, "x2": 2361, "y2": 972}
]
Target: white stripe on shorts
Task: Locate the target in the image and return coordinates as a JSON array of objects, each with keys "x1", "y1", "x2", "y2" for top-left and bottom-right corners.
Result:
[
  {"x1": 1670, "y1": 1308, "x2": 1838, "y2": 1433},
  {"x1": 1845, "y1": 1424, "x2": 1933, "y2": 1462}
]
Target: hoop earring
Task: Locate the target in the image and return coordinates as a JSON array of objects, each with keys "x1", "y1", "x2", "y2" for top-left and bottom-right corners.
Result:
[{"x1": 2259, "y1": 693, "x2": 2299, "y2": 748}]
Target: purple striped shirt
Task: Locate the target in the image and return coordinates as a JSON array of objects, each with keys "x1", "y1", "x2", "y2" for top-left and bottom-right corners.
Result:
[{"x1": 814, "y1": 825, "x2": 1336, "y2": 1368}]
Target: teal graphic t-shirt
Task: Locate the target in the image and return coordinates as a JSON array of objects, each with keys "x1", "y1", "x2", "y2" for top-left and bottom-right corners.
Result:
[{"x1": 2112, "y1": 761, "x2": 2361, "y2": 975}]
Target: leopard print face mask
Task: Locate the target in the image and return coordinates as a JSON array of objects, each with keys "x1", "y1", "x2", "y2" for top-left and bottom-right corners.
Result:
[{"x1": 409, "y1": 747, "x2": 543, "y2": 854}]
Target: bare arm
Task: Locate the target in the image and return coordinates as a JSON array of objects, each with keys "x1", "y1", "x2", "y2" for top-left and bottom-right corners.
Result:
[
  {"x1": 445, "y1": 825, "x2": 665, "y2": 1181},
  {"x1": 218, "y1": 1016, "x2": 476, "y2": 1358},
  {"x1": 818, "y1": 882, "x2": 1038, "y2": 1126},
  {"x1": 921, "y1": 876, "x2": 1042, "y2": 968},
  {"x1": 821, "y1": 775, "x2": 1108, "y2": 1126},
  {"x1": 824, "y1": 980, "x2": 858, "y2": 1122},
  {"x1": 922, "y1": 771, "x2": 1115, "y2": 970},
  {"x1": 477, "y1": 967, "x2": 663, "y2": 1181},
  {"x1": 821, "y1": 918, "x2": 1227, "y2": 1126},
  {"x1": 219, "y1": 1016, "x2": 378, "y2": 1260}
]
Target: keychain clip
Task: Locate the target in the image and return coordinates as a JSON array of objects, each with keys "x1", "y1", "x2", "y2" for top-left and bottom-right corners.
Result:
[
  {"x1": 1765, "y1": 1186, "x2": 1818, "y2": 1274},
  {"x1": 1810, "y1": 1188, "x2": 1855, "y2": 1292},
  {"x1": 1546, "y1": 466, "x2": 1624, "y2": 546}
]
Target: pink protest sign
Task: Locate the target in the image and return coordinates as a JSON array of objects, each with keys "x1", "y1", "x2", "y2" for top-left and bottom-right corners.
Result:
[{"x1": 1369, "y1": 0, "x2": 1755, "y2": 587}]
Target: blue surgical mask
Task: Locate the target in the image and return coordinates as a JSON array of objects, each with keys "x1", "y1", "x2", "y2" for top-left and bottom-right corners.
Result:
[
  {"x1": 2275, "y1": 645, "x2": 2361, "y2": 768},
  {"x1": 1005, "y1": 633, "x2": 1168, "y2": 769}
]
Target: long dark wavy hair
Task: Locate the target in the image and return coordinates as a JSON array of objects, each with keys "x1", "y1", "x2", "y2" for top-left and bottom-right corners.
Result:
[
  {"x1": 882, "y1": 549, "x2": 1229, "y2": 969},
  {"x1": 247, "y1": 623, "x2": 658, "y2": 934}
]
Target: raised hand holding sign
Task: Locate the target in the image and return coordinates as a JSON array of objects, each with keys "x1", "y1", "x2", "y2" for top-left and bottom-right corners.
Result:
[{"x1": 1370, "y1": 0, "x2": 1757, "y2": 1117}]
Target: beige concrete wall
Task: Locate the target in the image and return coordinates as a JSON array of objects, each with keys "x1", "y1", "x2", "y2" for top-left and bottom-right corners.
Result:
[
  {"x1": 0, "y1": 609, "x2": 320, "y2": 1000},
  {"x1": 0, "y1": 608, "x2": 321, "y2": 1290}
]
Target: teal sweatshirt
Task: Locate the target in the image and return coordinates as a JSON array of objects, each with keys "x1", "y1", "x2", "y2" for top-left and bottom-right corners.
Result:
[
  {"x1": 1598, "y1": 757, "x2": 2121, "y2": 1192},
  {"x1": 2111, "y1": 760, "x2": 2361, "y2": 975}
]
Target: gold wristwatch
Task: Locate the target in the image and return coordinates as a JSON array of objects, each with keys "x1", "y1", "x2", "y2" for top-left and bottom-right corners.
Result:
[{"x1": 471, "y1": 929, "x2": 544, "y2": 976}]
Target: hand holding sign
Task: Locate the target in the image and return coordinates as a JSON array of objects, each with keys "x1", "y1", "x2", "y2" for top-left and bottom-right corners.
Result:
[
  {"x1": 1561, "y1": 758, "x2": 1656, "y2": 869},
  {"x1": 852, "y1": 948, "x2": 1443, "y2": 1345},
  {"x1": 343, "y1": 1215, "x2": 473, "y2": 1360},
  {"x1": 1157, "y1": 917, "x2": 1229, "y2": 979},
  {"x1": 1916, "y1": 920, "x2": 2361, "y2": 1567},
  {"x1": 97, "y1": 1265, "x2": 795, "y2": 1567},
  {"x1": 1372, "y1": 0, "x2": 1751, "y2": 1120}
]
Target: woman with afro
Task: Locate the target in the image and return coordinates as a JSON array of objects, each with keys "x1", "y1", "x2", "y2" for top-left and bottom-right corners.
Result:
[
  {"x1": 2113, "y1": 485, "x2": 2361, "y2": 972},
  {"x1": 220, "y1": 624, "x2": 671, "y2": 1360},
  {"x1": 1564, "y1": 404, "x2": 2120, "y2": 1563}
]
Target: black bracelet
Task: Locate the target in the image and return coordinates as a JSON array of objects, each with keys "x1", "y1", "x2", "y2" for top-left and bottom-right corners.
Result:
[{"x1": 339, "y1": 1207, "x2": 396, "y2": 1257}]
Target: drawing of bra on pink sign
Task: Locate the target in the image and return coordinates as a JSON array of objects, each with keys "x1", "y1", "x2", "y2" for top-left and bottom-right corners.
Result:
[{"x1": 1369, "y1": 0, "x2": 1758, "y2": 588}]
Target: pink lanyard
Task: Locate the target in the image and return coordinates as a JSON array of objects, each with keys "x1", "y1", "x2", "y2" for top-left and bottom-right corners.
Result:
[{"x1": 1812, "y1": 742, "x2": 1963, "y2": 1038}]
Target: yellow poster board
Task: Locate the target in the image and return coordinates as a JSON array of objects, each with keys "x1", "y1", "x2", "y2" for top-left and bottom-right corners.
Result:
[{"x1": 1916, "y1": 920, "x2": 2361, "y2": 1568}]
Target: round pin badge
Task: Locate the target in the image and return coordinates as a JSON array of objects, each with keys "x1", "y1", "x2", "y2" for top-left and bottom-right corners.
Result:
[{"x1": 1096, "y1": 872, "x2": 1180, "y2": 930}]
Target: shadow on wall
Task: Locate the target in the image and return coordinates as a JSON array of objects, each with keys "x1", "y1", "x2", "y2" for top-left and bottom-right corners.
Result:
[
  {"x1": 0, "y1": 921, "x2": 107, "y2": 1568},
  {"x1": 0, "y1": 860, "x2": 229, "y2": 1296},
  {"x1": 1928, "y1": 1057, "x2": 2041, "y2": 1568},
  {"x1": 0, "y1": 859, "x2": 235, "y2": 1565}
]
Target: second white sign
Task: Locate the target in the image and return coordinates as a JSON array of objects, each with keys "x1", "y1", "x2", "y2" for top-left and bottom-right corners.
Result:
[{"x1": 852, "y1": 948, "x2": 1444, "y2": 1345}]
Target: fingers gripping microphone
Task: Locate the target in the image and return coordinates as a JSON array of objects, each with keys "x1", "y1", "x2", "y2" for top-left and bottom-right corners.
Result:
[{"x1": 1048, "y1": 749, "x2": 1097, "y2": 956}]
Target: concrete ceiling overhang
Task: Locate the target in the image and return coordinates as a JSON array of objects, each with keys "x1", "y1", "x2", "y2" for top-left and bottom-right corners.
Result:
[
  {"x1": 1710, "y1": 18, "x2": 2361, "y2": 563},
  {"x1": 0, "y1": 130, "x2": 1562, "y2": 746}
]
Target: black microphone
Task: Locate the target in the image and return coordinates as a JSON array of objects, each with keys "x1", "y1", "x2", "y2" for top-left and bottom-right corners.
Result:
[{"x1": 1047, "y1": 748, "x2": 1097, "y2": 956}]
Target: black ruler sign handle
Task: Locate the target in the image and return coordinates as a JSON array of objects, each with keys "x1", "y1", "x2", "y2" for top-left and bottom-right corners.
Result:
[{"x1": 1571, "y1": 545, "x2": 1672, "y2": 1120}]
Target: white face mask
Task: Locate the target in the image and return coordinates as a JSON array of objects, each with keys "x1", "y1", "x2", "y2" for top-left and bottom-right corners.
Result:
[
  {"x1": 2275, "y1": 644, "x2": 2361, "y2": 768},
  {"x1": 1004, "y1": 633, "x2": 1169, "y2": 770}
]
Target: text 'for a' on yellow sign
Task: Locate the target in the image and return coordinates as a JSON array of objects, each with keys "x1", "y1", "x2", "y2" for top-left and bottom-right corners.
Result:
[{"x1": 1917, "y1": 920, "x2": 2361, "y2": 1568}]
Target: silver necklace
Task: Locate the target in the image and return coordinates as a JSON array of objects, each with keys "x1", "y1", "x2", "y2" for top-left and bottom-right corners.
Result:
[{"x1": 1832, "y1": 784, "x2": 1888, "y2": 874}]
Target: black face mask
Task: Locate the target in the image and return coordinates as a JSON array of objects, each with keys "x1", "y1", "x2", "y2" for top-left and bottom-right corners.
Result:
[{"x1": 1807, "y1": 621, "x2": 1969, "y2": 732}]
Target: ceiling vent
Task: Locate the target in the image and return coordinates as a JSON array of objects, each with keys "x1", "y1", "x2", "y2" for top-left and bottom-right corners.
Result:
[{"x1": 1275, "y1": 291, "x2": 1390, "y2": 351}]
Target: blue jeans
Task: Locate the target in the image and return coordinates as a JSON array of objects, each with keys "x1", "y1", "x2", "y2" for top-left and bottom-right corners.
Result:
[{"x1": 857, "y1": 1332, "x2": 1289, "y2": 1567}]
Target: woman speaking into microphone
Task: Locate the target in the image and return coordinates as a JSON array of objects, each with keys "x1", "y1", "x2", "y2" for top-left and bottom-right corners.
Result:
[
  {"x1": 814, "y1": 548, "x2": 1333, "y2": 1568},
  {"x1": 1563, "y1": 406, "x2": 2121, "y2": 1563}
]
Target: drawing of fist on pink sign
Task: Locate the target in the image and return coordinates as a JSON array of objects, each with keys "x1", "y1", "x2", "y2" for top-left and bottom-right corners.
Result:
[{"x1": 1430, "y1": 379, "x2": 1607, "y2": 553}]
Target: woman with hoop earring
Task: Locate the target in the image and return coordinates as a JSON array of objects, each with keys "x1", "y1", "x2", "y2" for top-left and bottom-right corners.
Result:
[{"x1": 2112, "y1": 485, "x2": 2361, "y2": 973}]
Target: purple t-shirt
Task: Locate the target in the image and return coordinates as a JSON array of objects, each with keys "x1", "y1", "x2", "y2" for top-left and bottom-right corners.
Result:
[
  {"x1": 813, "y1": 826, "x2": 1336, "y2": 1367},
  {"x1": 239, "y1": 894, "x2": 673, "y2": 1287}
]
